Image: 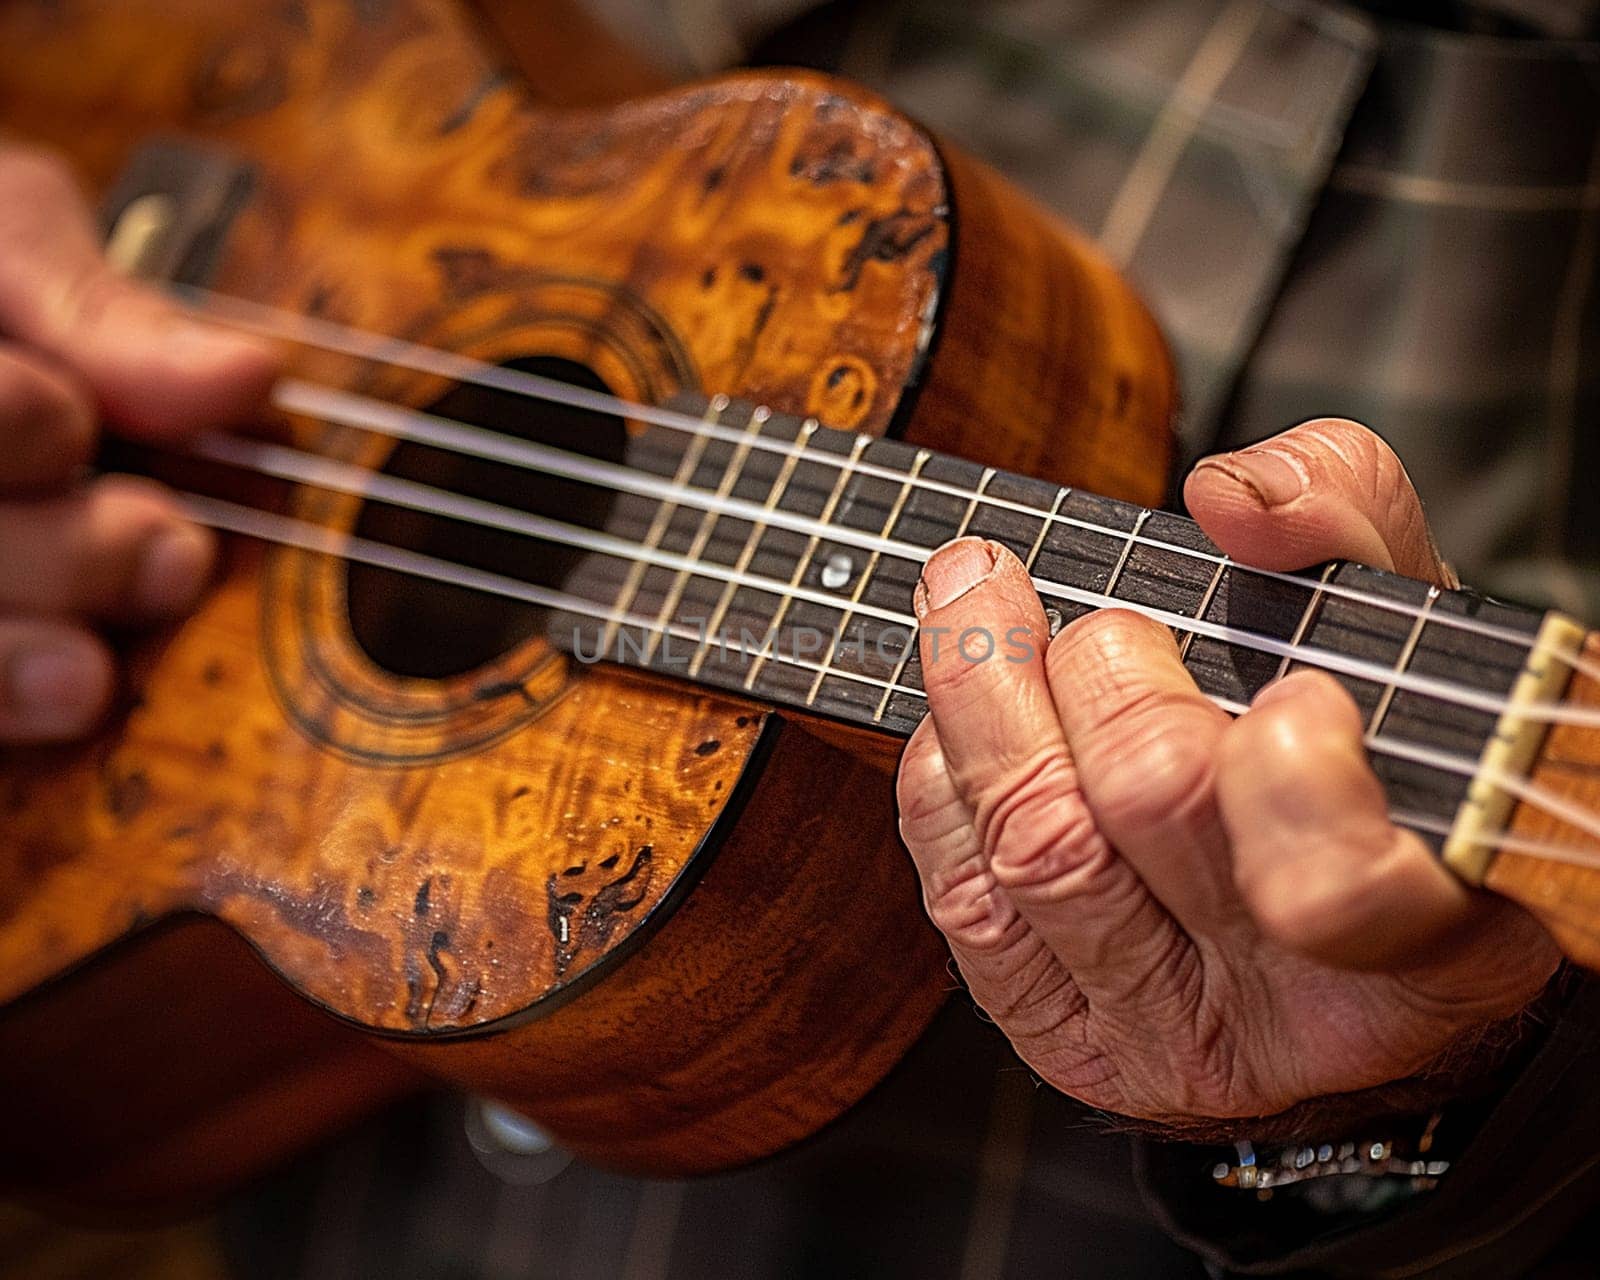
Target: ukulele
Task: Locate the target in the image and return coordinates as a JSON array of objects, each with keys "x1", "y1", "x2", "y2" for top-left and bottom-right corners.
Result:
[{"x1": 2, "y1": 0, "x2": 1598, "y2": 1214}]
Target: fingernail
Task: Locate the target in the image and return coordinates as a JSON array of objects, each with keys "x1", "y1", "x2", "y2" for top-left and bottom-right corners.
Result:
[
  {"x1": 136, "y1": 524, "x2": 213, "y2": 616},
  {"x1": 1199, "y1": 447, "x2": 1306, "y2": 507},
  {"x1": 8, "y1": 645, "x2": 101, "y2": 719},
  {"x1": 914, "y1": 538, "x2": 997, "y2": 617}
]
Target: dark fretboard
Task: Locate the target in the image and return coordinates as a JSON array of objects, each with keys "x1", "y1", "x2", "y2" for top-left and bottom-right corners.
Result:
[{"x1": 548, "y1": 395, "x2": 1547, "y2": 853}]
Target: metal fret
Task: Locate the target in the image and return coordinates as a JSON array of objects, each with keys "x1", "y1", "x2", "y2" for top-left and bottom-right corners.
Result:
[
  {"x1": 687, "y1": 416, "x2": 820, "y2": 678},
  {"x1": 1368, "y1": 584, "x2": 1440, "y2": 736},
  {"x1": 742, "y1": 433, "x2": 871, "y2": 691},
  {"x1": 805, "y1": 451, "x2": 931, "y2": 707},
  {"x1": 1272, "y1": 561, "x2": 1340, "y2": 681},
  {"x1": 641, "y1": 403, "x2": 771, "y2": 663},
  {"x1": 1104, "y1": 508, "x2": 1150, "y2": 600},
  {"x1": 1022, "y1": 488, "x2": 1070, "y2": 572},
  {"x1": 1179, "y1": 555, "x2": 1229, "y2": 661},
  {"x1": 956, "y1": 468, "x2": 996, "y2": 543},
  {"x1": 599, "y1": 395, "x2": 724, "y2": 655},
  {"x1": 872, "y1": 466, "x2": 992, "y2": 723}
]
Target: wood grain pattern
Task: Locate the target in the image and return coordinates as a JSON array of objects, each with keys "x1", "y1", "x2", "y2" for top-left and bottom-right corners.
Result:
[
  {"x1": 0, "y1": 0, "x2": 1176, "y2": 1200},
  {"x1": 391, "y1": 714, "x2": 953, "y2": 1174},
  {"x1": 0, "y1": 0, "x2": 948, "y2": 1029},
  {"x1": 1485, "y1": 630, "x2": 1600, "y2": 968}
]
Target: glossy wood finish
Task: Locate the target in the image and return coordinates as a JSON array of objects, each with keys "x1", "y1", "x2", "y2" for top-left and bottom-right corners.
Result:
[
  {"x1": 393, "y1": 714, "x2": 951, "y2": 1174},
  {"x1": 1486, "y1": 630, "x2": 1600, "y2": 969},
  {"x1": 0, "y1": 0, "x2": 1176, "y2": 1201},
  {"x1": 903, "y1": 143, "x2": 1173, "y2": 509},
  {"x1": 0, "y1": 0, "x2": 951, "y2": 1027}
]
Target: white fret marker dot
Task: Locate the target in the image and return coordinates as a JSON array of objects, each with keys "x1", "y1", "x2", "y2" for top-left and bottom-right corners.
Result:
[{"x1": 821, "y1": 553, "x2": 854, "y2": 590}]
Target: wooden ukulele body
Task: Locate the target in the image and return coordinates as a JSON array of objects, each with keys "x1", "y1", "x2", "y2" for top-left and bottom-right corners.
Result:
[{"x1": 0, "y1": 0, "x2": 1174, "y2": 1209}]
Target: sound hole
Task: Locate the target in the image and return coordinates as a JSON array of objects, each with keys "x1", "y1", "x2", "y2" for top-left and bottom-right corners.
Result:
[{"x1": 346, "y1": 357, "x2": 627, "y2": 679}]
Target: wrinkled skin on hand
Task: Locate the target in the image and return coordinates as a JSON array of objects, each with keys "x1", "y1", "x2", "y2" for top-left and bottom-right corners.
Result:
[
  {"x1": 896, "y1": 421, "x2": 1560, "y2": 1132},
  {"x1": 0, "y1": 144, "x2": 277, "y2": 742},
  {"x1": 0, "y1": 145, "x2": 1557, "y2": 1133}
]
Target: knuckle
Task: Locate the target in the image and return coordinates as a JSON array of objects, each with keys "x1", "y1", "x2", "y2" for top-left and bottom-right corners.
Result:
[
  {"x1": 1239, "y1": 846, "x2": 1386, "y2": 953},
  {"x1": 976, "y1": 747, "x2": 1080, "y2": 871},
  {"x1": 921, "y1": 857, "x2": 1017, "y2": 955},
  {"x1": 988, "y1": 796, "x2": 1105, "y2": 892},
  {"x1": 1046, "y1": 615, "x2": 1220, "y2": 839},
  {"x1": 0, "y1": 144, "x2": 80, "y2": 208},
  {"x1": 0, "y1": 353, "x2": 94, "y2": 467},
  {"x1": 983, "y1": 764, "x2": 1124, "y2": 906},
  {"x1": 1090, "y1": 707, "x2": 1214, "y2": 837},
  {"x1": 1046, "y1": 613, "x2": 1186, "y2": 745},
  {"x1": 1291, "y1": 417, "x2": 1418, "y2": 508},
  {"x1": 896, "y1": 725, "x2": 981, "y2": 862},
  {"x1": 897, "y1": 781, "x2": 972, "y2": 862},
  {"x1": 1047, "y1": 608, "x2": 1167, "y2": 692},
  {"x1": 1224, "y1": 673, "x2": 1363, "y2": 774}
]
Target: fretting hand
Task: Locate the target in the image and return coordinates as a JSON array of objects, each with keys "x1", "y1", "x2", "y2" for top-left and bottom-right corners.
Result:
[
  {"x1": 0, "y1": 144, "x2": 277, "y2": 742},
  {"x1": 897, "y1": 419, "x2": 1559, "y2": 1134}
]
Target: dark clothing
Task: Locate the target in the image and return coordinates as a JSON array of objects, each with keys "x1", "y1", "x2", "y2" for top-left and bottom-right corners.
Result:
[
  {"x1": 225, "y1": 1007, "x2": 1207, "y2": 1280},
  {"x1": 225, "y1": 3, "x2": 1600, "y2": 1276},
  {"x1": 223, "y1": 983, "x2": 1600, "y2": 1279}
]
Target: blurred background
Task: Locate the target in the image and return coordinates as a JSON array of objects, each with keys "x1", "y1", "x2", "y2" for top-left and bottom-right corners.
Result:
[{"x1": 579, "y1": 0, "x2": 1600, "y2": 619}]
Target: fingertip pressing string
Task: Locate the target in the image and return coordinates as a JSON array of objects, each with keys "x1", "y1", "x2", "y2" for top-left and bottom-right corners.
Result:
[
  {"x1": 177, "y1": 284, "x2": 1565, "y2": 655},
  {"x1": 246, "y1": 379, "x2": 1600, "y2": 734},
  {"x1": 174, "y1": 468, "x2": 1600, "y2": 875},
  {"x1": 159, "y1": 287, "x2": 1600, "y2": 872}
]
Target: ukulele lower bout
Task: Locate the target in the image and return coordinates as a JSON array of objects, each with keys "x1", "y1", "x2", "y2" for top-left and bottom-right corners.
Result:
[{"x1": 0, "y1": 0, "x2": 1176, "y2": 1203}]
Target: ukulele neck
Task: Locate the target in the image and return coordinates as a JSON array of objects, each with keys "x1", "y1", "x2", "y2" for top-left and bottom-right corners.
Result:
[
  {"x1": 550, "y1": 392, "x2": 1574, "y2": 860},
  {"x1": 96, "y1": 157, "x2": 1600, "y2": 959}
]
